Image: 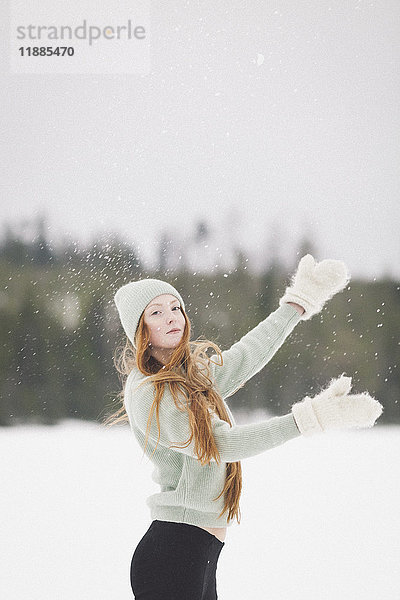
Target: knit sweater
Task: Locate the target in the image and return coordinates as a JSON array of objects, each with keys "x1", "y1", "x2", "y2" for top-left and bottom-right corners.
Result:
[{"x1": 124, "y1": 303, "x2": 303, "y2": 529}]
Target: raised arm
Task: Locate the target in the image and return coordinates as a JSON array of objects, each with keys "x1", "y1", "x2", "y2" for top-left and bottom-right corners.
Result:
[
  {"x1": 208, "y1": 303, "x2": 302, "y2": 400},
  {"x1": 209, "y1": 254, "x2": 350, "y2": 400}
]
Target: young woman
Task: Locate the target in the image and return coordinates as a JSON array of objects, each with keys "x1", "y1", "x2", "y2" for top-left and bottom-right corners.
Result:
[{"x1": 107, "y1": 254, "x2": 382, "y2": 600}]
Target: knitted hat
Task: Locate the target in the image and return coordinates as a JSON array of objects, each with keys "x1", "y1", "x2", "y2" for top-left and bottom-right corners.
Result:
[{"x1": 114, "y1": 279, "x2": 186, "y2": 349}]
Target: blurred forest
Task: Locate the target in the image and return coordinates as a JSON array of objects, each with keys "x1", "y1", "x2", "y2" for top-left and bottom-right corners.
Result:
[{"x1": 0, "y1": 214, "x2": 399, "y2": 426}]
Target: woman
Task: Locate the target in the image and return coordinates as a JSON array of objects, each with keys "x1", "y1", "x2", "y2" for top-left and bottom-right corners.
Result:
[{"x1": 107, "y1": 254, "x2": 382, "y2": 599}]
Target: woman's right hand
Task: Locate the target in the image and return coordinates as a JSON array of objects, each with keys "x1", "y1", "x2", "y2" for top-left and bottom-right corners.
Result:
[{"x1": 291, "y1": 375, "x2": 383, "y2": 436}]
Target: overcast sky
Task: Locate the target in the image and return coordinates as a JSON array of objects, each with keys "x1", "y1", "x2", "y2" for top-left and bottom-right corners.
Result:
[{"x1": 1, "y1": 1, "x2": 399, "y2": 280}]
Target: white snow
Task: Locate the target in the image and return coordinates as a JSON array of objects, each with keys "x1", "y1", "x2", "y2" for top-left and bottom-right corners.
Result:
[
  {"x1": 1, "y1": 421, "x2": 399, "y2": 599},
  {"x1": 256, "y1": 53, "x2": 264, "y2": 66}
]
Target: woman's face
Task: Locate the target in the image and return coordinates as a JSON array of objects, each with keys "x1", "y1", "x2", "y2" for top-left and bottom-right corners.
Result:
[{"x1": 143, "y1": 293, "x2": 185, "y2": 351}]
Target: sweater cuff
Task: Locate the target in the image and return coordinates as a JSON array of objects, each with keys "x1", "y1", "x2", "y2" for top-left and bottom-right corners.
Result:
[
  {"x1": 277, "y1": 302, "x2": 304, "y2": 324},
  {"x1": 278, "y1": 412, "x2": 303, "y2": 440}
]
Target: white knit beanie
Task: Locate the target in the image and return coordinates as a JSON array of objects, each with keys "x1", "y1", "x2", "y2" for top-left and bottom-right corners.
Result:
[{"x1": 114, "y1": 279, "x2": 186, "y2": 349}]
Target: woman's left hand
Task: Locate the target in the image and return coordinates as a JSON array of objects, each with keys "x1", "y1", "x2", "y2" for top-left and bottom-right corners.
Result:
[
  {"x1": 286, "y1": 302, "x2": 305, "y2": 315},
  {"x1": 279, "y1": 254, "x2": 350, "y2": 320}
]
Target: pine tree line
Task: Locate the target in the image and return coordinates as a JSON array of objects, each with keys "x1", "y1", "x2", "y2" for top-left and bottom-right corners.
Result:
[{"x1": 0, "y1": 216, "x2": 398, "y2": 426}]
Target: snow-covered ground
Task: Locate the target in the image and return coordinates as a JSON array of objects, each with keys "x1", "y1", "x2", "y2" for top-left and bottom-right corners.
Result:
[{"x1": 1, "y1": 419, "x2": 399, "y2": 599}]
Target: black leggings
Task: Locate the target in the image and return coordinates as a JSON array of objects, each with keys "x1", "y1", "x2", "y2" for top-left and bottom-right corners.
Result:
[{"x1": 130, "y1": 519, "x2": 225, "y2": 599}]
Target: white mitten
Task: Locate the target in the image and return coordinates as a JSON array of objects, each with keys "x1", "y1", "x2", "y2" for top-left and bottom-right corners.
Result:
[
  {"x1": 279, "y1": 254, "x2": 350, "y2": 320},
  {"x1": 291, "y1": 374, "x2": 383, "y2": 436}
]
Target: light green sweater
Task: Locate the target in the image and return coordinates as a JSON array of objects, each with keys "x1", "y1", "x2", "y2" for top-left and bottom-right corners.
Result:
[{"x1": 124, "y1": 303, "x2": 303, "y2": 529}]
